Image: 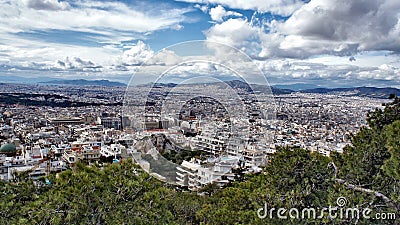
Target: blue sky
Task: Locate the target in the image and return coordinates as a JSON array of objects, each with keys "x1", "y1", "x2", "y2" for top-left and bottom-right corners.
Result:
[{"x1": 0, "y1": 0, "x2": 400, "y2": 87}]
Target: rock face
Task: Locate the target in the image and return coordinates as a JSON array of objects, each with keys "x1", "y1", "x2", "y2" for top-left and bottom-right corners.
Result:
[
  {"x1": 134, "y1": 137, "x2": 153, "y2": 154},
  {"x1": 134, "y1": 134, "x2": 177, "y2": 154},
  {"x1": 133, "y1": 135, "x2": 180, "y2": 182},
  {"x1": 155, "y1": 134, "x2": 177, "y2": 151}
]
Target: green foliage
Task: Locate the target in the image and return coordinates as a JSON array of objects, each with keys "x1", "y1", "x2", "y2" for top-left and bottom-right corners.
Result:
[
  {"x1": 331, "y1": 98, "x2": 400, "y2": 224},
  {"x1": 196, "y1": 147, "x2": 336, "y2": 225},
  {"x1": 367, "y1": 96, "x2": 400, "y2": 130},
  {"x1": 197, "y1": 182, "x2": 220, "y2": 196},
  {"x1": 339, "y1": 127, "x2": 390, "y2": 186},
  {"x1": 162, "y1": 149, "x2": 206, "y2": 165},
  {"x1": 382, "y1": 120, "x2": 400, "y2": 180},
  {"x1": 0, "y1": 160, "x2": 203, "y2": 224}
]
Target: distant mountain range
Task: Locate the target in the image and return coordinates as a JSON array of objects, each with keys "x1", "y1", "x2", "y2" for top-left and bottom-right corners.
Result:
[
  {"x1": 273, "y1": 83, "x2": 321, "y2": 91},
  {"x1": 213, "y1": 80, "x2": 399, "y2": 99},
  {"x1": 40, "y1": 79, "x2": 126, "y2": 87},
  {"x1": 299, "y1": 86, "x2": 400, "y2": 99},
  {"x1": 0, "y1": 75, "x2": 57, "y2": 84},
  {"x1": 1, "y1": 77, "x2": 399, "y2": 99},
  {"x1": 0, "y1": 76, "x2": 127, "y2": 87},
  {"x1": 223, "y1": 80, "x2": 293, "y2": 95},
  {"x1": 144, "y1": 80, "x2": 400, "y2": 99}
]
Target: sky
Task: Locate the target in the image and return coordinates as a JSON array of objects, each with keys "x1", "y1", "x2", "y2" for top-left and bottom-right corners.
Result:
[{"x1": 0, "y1": 0, "x2": 400, "y2": 88}]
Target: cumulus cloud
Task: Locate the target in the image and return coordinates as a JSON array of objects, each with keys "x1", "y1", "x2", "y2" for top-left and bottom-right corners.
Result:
[
  {"x1": 203, "y1": 0, "x2": 400, "y2": 60},
  {"x1": 111, "y1": 41, "x2": 182, "y2": 73},
  {"x1": 24, "y1": 0, "x2": 70, "y2": 11},
  {"x1": 165, "y1": 62, "x2": 222, "y2": 78},
  {"x1": 52, "y1": 57, "x2": 103, "y2": 71},
  {"x1": 206, "y1": 18, "x2": 259, "y2": 52},
  {"x1": 0, "y1": 35, "x2": 121, "y2": 71},
  {"x1": 209, "y1": 5, "x2": 242, "y2": 22},
  {"x1": 0, "y1": 55, "x2": 103, "y2": 74},
  {"x1": 1, "y1": 0, "x2": 399, "y2": 87},
  {"x1": 148, "y1": 49, "x2": 182, "y2": 66},
  {"x1": 275, "y1": 0, "x2": 400, "y2": 57},
  {"x1": 120, "y1": 41, "x2": 154, "y2": 66},
  {"x1": 255, "y1": 59, "x2": 400, "y2": 87},
  {"x1": 0, "y1": 0, "x2": 194, "y2": 79},
  {"x1": 194, "y1": 3, "x2": 208, "y2": 13},
  {"x1": 177, "y1": 0, "x2": 305, "y2": 16}
]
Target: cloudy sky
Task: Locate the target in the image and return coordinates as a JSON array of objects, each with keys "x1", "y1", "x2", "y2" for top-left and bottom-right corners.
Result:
[{"x1": 0, "y1": 0, "x2": 400, "y2": 87}]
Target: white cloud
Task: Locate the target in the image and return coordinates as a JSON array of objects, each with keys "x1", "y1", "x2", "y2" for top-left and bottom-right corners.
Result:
[
  {"x1": 0, "y1": 0, "x2": 190, "y2": 40},
  {"x1": 255, "y1": 59, "x2": 400, "y2": 87},
  {"x1": 119, "y1": 41, "x2": 154, "y2": 66},
  {"x1": 263, "y1": 0, "x2": 400, "y2": 58},
  {"x1": 51, "y1": 57, "x2": 103, "y2": 72},
  {"x1": 165, "y1": 62, "x2": 223, "y2": 78},
  {"x1": 114, "y1": 41, "x2": 182, "y2": 70},
  {"x1": 0, "y1": 0, "x2": 190, "y2": 77},
  {"x1": 203, "y1": 0, "x2": 400, "y2": 60},
  {"x1": 205, "y1": 18, "x2": 260, "y2": 53},
  {"x1": 1, "y1": 0, "x2": 400, "y2": 87},
  {"x1": 0, "y1": 34, "x2": 120, "y2": 63},
  {"x1": 194, "y1": 3, "x2": 208, "y2": 13},
  {"x1": 305, "y1": 52, "x2": 400, "y2": 68},
  {"x1": 148, "y1": 49, "x2": 182, "y2": 66},
  {"x1": 177, "y1": 0, "x2": 305, "y2": 16},
  {"x1": 209, "y1": 5, "x2": 242, "y2": 22},
  {"x1": 23, "y1": 0, "x2": 70, "y2": 11}
]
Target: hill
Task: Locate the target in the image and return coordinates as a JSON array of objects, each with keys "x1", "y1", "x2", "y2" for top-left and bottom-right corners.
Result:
[
  {"x1": 300, "y1": 86, "x2": 400, "y2": 99},
  {"x1": 274, "y1": 83, "x2": 321, "y2": 91},
  {"x1": 40, "y1": 79, "x2": 126, "y2": 87}
]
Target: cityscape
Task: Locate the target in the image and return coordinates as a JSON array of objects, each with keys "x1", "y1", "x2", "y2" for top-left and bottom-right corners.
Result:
[{"x1": 0, "y1": 81, "x2": 390, "y2": 189}]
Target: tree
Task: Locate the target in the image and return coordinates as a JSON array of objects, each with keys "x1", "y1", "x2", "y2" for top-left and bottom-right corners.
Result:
[
  {"x1": 367, "y1": 97, "x2": 400, "y2": 130},
  {"x1": 382, "y1": 120, "x2": 400, "y2": 180}
]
